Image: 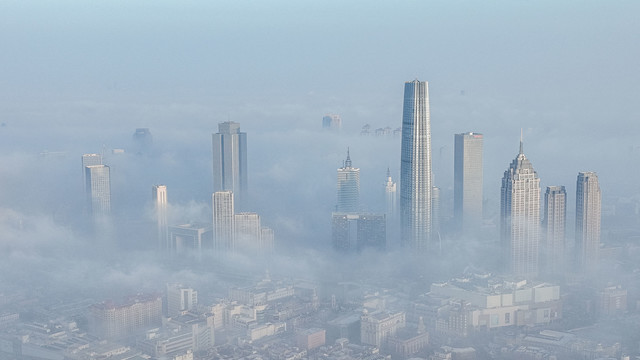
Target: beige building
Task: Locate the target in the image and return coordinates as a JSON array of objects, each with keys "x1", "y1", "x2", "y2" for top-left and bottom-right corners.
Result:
[
  {"x1": 89, "y1": 294, "x2": 162, "y2": 339},
  {"x1": 575, "y1": 171, "x2": 601, "y2": 274},
  {"x1": 360, "y1": 310, "x2": 406, "y2": 347}
]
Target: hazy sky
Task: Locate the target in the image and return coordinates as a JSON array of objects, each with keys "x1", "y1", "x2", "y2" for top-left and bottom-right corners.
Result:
[{"x1": 1, "y1": 1, "x2": 639, "y2": 241}]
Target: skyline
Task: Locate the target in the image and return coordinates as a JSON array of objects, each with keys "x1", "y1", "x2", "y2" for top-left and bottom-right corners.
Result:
[{"x1": 1, "y1": 1, "x2": 639, "y2": 354}]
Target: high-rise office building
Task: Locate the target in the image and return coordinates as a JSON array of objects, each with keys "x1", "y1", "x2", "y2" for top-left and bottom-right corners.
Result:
[
  {"x1": 212, "y1": 191, "x2": 235, "y2": 252},
  {"x1": 432, "y1": 185, "x2": 441, "y2": 237},
  {"x1": 384, "y1": 168, "x2": 397, "y2": 219},
  {"x1": 212, "y1": 122, "x2": 248, "y2": 208},
  {"x1": 261, "y1": 227, "x2": 275, "y2": 253},
  {"x1": 454, "y1": 132, "x2": 483, "y2": 232},
  {"x1": 152, "y1": 185, "x2": 168, "y2": 251},
  {"x1": 575, "y1": 171, "x2": 601, "y2": 274},
  {"x1": 500, "y1": 140, "x2": 540, "y2": 278},
  {"x1": 168, "y1": 223, "x2": 213, "y2": 254},
  {"x1": 400, "y1": 80, "x2": 432, "y2": 251},
  {"x1": 85, "y1": 165, "x2": 111, "y2": 217},
  {"x1": 323, "y1": 114, "x2": 342, "y2": 131},
  {"x1": 337, "y1": 149, "x2": 360, "y2": 213},
  {"x1": 542, "y1": 186, "x2": 566, "y2": 276}
]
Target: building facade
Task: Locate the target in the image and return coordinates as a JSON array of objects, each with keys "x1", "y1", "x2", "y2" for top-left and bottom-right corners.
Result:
[
  {"x1": 400, "y1": 80, "x2": 433, "y2": 251},
  {"x1": 453, "y1": 132, "x2": 483, "y2": 233},
  {"x1": 332, "y1": 213, "x2": 386, "y2": 252},
  {"x1": 542, "y1": 186, "x2": 566, "y2": 276},
  {"x1": 575, "y1": 171, "x2": 601, "y2": 274},
  {"x1": 500, "y1": 141, "x2": 540, "y2": 278},
  {"x1": 213, "y1": 191, "x2": 235, "y2": 252},
  {"x1": 212, "y1": 122, "x2": 248, "y2": 209},
  {"x1": 166, "y1": 284, "x2": 198, "y2": 317}
]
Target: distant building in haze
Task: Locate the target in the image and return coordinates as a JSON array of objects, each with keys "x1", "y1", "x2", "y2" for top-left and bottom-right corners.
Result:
[
  {"x1": 323, "y1": 114, "x2": 342, "y2": 131},
  {"x1": 85, "y1": 165, "x2": 111, "y2": 217},
  {"x1": 89, "y1": 294, "x2": 162, "y2": 340},
  {"x1": 454, "y1": 132, "x2": 483, "y2": 233},
  {"x1": 166, "y1": 284, "x2": 198, "y2": 317},
  {"x1": 152, "y1": 185, "x2": 169, "y2": 251},
  {"x1": 133, "y1": 128, "x2": 152, "y2": 154},
  {"x1": 543, "y1": 186, "x2": 566, "y2": 276},
  {"x1": 82, "y1": 153, "x2": 102, "y2": 190},
  {"x1": 384, "y1": 169, "x2": 397, "y2": 219},
  {"x1": 337, "y1": 149, "x2": 360, "y2": 213},
  {"x1": 168, "y1": 223, "x2": 212, "y2": 255},
  {"x1": 500, "y1": 139, "x2": 540, "y2": 278},
  {"x1": 400, "y1": 80, "x2": 433, "y2": 251},
  {"x1": 212, "y1": 122, "x2": 248, "y2": 209},
  {"x1": 575, "y1": 171, "x2": 601, "y2": 274},
  {"x1": 332, "y1": 213, "x2": 386, "y2": 252},
  {"x1": 235, "y1": 212, "x2": 261, "y2": 253},
  {"x1": 213, "y1": 191, "x2": 235, "y2": 253}
]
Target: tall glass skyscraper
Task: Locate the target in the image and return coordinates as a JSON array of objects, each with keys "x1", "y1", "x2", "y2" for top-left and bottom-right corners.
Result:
[
  {"x1": 400, "y1": 80, "x2": 432, "y2": 251},
  {"x1": 213, "y1": 190, "x2": 235, "y2": 253},
  {"x1": 575, "y1": 171, "x2": 601, "y2": 274},
  {"x1": 454, "y1": 132, "x2": 483, "y2": 233},
  {"x1": 212, "y1": 122, "x2": 248, "y2": 209},
  {"x1": 337, "y1": 149, "x2": 360, "y2": 213},
  {"x1": 543, "y1": 186, "x2": 566, "y2": 276},
  {"x1": 500, "y1": 140, "x2": 540, "y2": 278}
]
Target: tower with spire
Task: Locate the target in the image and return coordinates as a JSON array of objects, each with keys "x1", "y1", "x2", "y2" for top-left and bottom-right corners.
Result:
[
  {"x1": 500, "y1": 133, "x2": 540, "y2": 278},
  {"x1": 337, "y1": 148, "x2": 360, "y2": 213}
]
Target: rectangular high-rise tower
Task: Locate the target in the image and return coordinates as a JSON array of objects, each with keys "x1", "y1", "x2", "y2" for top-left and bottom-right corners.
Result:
[
  {"x1": 212, "y1": 122, "x2": 248, "y2": 209},
  {"x1": 575, "y1": 172, "x2": 601, "y2": 274},
  {"x1": 454, "y1": 132, "x2": 483, "y2": 233},
  {"x1": 400, "y1": 80, "x2": 432, "y2": 251},
  {"x1": 85, "y1": 165, "x2": 111, "y2": 217},
  {"x1": 543, "y1": 186, "x2": 566, "y2": 276},
  {"x1": 152, "y1": 185, "x2": 168, "y2": 251},
  {"x1": 213, "y1": 191, "x2": 235, "y2": 253}
]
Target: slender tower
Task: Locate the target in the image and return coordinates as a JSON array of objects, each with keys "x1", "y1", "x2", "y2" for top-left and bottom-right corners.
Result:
[
  {"x1": 543, "y1": 186, "x2": 566, "y2": 276},
  {"x1": 453, "y1": 132, "x2": 484, "y2": 233},
  {"x1": 400, "y1": 80, "x2": 432, "y2": 251},
  {"x1": 212, "y1": 122, "x2": 248, "y2": 209},
  {"x1": 213, "y1": 191, "x2": 235, "y2": 253},
  {"x1": 152, "y1": 185, "x2": 168, "y2": 251},
  {"x1": 337, "y1": 149, "x2": 360, "y2": 213},
  {"x1": 500, "y1": 137, "x2": 540, "y2": 278},
  {"x1": 575, "y1": 172, "x2": 601, "y2": 274}
]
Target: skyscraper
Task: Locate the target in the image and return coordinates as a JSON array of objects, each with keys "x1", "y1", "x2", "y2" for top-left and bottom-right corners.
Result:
[
  {"x1": 454, "y1": 132, "x2": 483, "y2": 233},
  {"x1": 400, "y1": 80, "x2": 432, "y2": 251},
  {"x1": 152, "y1": 185, "x2": 168, "y2": 251},
  {"x1": 337, "y1": 149, "x2": 360, "y2": 213},
  {"x1": 575, "y1": 171, "x2": 601, "y2": 274},
  {"x1": 331, "y1": 213, "x2": 386, "y2": 252},
  {"x1": 543, "y1": 186, "x2": 566, "y2": 276},
  {"x1": 85, "y1": 165, "x2": 111, "y2": 217},
  {"x1": 212, "y1": 122, "x2": 248, "y2": 208},
  {"x1": 500, "y1": 140, "x2": 540, "y2": 278},
  {"x1": 212, "y1": 191, "x2": 235, "y2": 252}
]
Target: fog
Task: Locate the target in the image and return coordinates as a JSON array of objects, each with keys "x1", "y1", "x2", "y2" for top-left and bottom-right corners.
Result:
[{"x1": 1, "y1": 1, "x2": 640, "y2": 359}]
